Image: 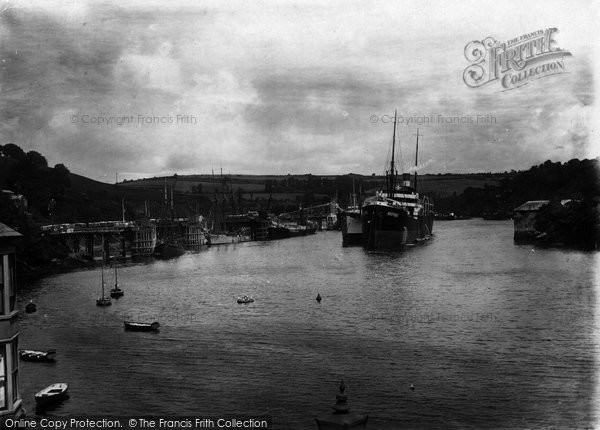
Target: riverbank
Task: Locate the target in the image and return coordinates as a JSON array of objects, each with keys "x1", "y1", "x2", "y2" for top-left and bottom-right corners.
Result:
[{"x1": 19, "y1": 256, "x2": 98, "y2": 284}]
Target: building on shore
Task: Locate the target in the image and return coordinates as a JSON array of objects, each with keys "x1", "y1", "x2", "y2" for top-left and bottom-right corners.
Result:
[
  {"x1": 0, "y1": 222, "x2": 25, "y2": 418},
  {"x1": 513, "y1": 200, "x2": 550, "y2": 240},
  {"x1": 513, "y1": 199, "x2": 578, "y2": 241}
]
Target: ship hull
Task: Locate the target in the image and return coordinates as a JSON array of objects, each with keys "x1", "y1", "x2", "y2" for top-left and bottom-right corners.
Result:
[
  {"x1": 268, "y1": 224, "x2": 316, "y2": 240},
  {"x1": 268, "y1": 226, "x2": 291, "y2": 240},
  {"x1": 341, "y1": 211, "x2": 363, "y2": 246},
  {"x1": 362, "y1": 204, "x2": 433, "y2": 249},
  {"x1": 153, "y1": 242, "x2": 185, "y2": 259}
]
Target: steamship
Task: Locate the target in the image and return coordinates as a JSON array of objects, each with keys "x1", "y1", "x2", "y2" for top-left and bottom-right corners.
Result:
[{"x1": 362, "y1": 114, "x2": 434, "y2": 249}]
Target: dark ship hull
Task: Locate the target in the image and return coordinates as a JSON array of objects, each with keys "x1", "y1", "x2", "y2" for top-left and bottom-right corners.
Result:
[
  {"x1": 362, "y1": 204, "x2": 433, "y2": 249},
  {"x1": 153, "y1": 241, "x2": 185, "y2": 259},
  {"x1": 268, "y1": 226, "x2": 291, "y2": 240},
  {"x1": 268, "y1": 223, "x2": 316, "y2": 240}
]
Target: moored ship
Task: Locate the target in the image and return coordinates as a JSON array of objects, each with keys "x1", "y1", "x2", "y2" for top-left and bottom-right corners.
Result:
[
  {"x1": 153, "y1": 239, "x2": 185, "y2": 258},
  {"x1": 362, "y1": 114, "x2": 434, "y2": 249},
  {"x1": 341, "y1": 181, "x2": 362, "y2": 246},
  {"x1": 341, "y1": 208, "x2": 362, "y2": 246},
  {"x1": 268, "y1": 221, "x2": 316, "y2": 240}
]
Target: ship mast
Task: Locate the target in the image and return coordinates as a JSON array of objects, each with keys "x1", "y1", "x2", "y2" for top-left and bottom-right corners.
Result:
[
  {"x1": 389, "y1": 110, "x2": 398, "y2": 194},
  {"x1": 101, "y1": 265, "x2": 105, "y2": 298},
  {"x1": 414, "y1": 128, "x2": 419, "y2": 192}
]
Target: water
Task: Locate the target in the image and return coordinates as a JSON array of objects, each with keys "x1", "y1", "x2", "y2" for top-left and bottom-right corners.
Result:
[{"x1": 18, "y1": 220, "x2": 598, "y2": 428}]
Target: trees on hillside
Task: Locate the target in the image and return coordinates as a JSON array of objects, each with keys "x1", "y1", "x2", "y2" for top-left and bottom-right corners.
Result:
[{"x1": 0, "y1": 144, "x2": 71, "y2": 217}]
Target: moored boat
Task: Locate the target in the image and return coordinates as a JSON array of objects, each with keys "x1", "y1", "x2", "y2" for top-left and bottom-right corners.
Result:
[
  {"x1": 325, "y1": 212, "x2": 338, "y2": 230},
  {"x1": 434, "y1": 212, "x2": 457, "y2": 220},
  {"x1": 268, "y1": 222, "x2": 315, "y2": 239},
  {"x1": 110, "y1": 287, "x2": 124, "y2": 298},
  {"x1": 153, "y1": 240, "x2": 185, "y2": 258},
  {"x1": 341, "y1": 180, "x2": 362, "y2": 246},
  {"x1": 19, "y1": 349, "x2": 57, "y2": 362},
  {"x1": 205, "y1": 232, "x2": 245, "y2": 245},
  {"x1": 96, "y1": 266, "x2": 112, "y2": 306},
  {"x1": 25, "y1": 301, "x2": 37, "y2": 313},
  {"x1": 362, "y1": 116, "x2": 434, "y2": 249},
  {"x1": 35, "y1": 383, "x2": 69, "y2": 408},
  {"x1": 268, "y1": 224, "x2": 291, "y2": 239},
  {"x1": 237, "y1": 295, "x2": 254, "y2": 304},
  {"x1": 341, "y1": 209, "x2": 363, "y2": 246},
  {"x1": 124, "y1": 321, "x2": 160, "y2": 332},
  {"x1": 110, "y1": 264, "x2": 124, "y2": 298}
]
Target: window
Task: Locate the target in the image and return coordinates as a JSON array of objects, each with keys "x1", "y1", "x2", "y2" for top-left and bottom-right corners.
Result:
[
  {"x1": 11, "y1": 339, "x2": 18, "y2": 402},
  {"x1": 0, "y1": 344, "x2": 6, "y2": 410},
  {"x1": 0, "y1": 256, "x2": 4, "y2": 316},
  {"x1": 8, "y1": 254, "x2": 15, "y2": 312}
]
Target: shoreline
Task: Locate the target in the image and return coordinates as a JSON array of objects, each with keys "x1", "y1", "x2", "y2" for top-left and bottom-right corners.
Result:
[{"x1": 18, "y1": 255, "x2": 154, "y2": 285}]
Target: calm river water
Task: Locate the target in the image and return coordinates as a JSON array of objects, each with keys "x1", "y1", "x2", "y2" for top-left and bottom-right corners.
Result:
[{"x1": 18, "y1": 219, "x2": 600, "y2": 429}]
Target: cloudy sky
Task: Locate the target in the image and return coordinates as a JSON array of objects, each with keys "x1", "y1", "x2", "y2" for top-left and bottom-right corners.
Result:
[{"x1": 0, "y1": 0, "x2": 598, "y2": 181}]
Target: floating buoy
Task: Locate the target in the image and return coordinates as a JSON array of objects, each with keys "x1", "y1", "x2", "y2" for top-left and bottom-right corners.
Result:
[
  {"x1": 410, "y1": 384, "x2": 415, "y2": 391},
  {"x1": 25, "y1": 301, "x2": 37, "y2": 314},
  {"x1": 316, "y1": 293, "x2": 322, "y2": 303}
]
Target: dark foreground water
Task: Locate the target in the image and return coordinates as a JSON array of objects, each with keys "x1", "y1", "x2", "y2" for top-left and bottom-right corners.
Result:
[{"x1": 18, "y1": 219, "x2": 599, "y2": 428}]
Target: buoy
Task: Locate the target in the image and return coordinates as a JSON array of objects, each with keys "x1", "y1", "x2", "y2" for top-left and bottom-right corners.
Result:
[
  {"x1": 316, "y1": 293, "x2": 322, "y2": 303},
  {"x1": 410, "y1": 384, "x2": 415, "y2": 391},
  {"x1": 25, "y1": 301, "x2": 37, "y2": 314}
]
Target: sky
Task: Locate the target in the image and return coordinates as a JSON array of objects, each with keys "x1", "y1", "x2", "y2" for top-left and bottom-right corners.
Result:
[{"x1": 0, "y1": 0, "x2": 598, "y2": 182}]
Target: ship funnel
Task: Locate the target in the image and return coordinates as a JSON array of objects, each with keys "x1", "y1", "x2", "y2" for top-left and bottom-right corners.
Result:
[{"x1": 401, "y1": 173, "x2": 411, "y2": 188}]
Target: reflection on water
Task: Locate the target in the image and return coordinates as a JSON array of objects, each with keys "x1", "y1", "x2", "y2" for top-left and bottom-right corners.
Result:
[{"x1": 18, "y1": 220, "x2": 597, "y2": 428}]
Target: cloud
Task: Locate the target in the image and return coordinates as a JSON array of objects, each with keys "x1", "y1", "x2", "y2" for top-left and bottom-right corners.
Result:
[
  {"x1": 115, "y1": 44, "x2": 183, "y2": 94},
  {"x1": 0, "y1": 0, "x2": 596, "y2": 181}
]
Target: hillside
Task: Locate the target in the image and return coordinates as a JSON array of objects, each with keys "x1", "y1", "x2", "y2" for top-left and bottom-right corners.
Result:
[
  {"x1": 119, "y1": 172, "x2": 502, "y2": 213},
  {"x1": 3, "y1": 142, "x2": 595, "y2": 223}
]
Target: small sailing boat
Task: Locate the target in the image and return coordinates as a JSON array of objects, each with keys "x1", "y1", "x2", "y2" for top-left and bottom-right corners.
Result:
[
  {"x1": 110, "y1": 264, "x2": 124, "y2": 298},
  {"x1": 96, "y1": 266, "x2": 112, "y2": 306}
]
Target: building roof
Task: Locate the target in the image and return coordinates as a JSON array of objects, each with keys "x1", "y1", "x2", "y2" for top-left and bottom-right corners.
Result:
[
  {"x1": 0, "y1": 222, "x2": 22, "y2": 238},
  {"x1": 514, "y1": 200, "x2": 550, "y2": 212}
]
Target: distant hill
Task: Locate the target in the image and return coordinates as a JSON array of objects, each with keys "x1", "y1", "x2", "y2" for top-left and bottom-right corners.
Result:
[
  {"x1": 4, "y1": 142, "x2": 594, "y2": 223},
  {"x1": 119, "y1": 172, "x2": 503, "y2": 212}
]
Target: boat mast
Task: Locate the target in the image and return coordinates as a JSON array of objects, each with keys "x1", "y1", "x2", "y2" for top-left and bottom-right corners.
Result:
[
  {"x1": 414, "y1": 128, "x2": 419, "y2": 192},
  {"x1": 114, "y1": 264, "x2": 118, "y2": 288},
  {"x1": 164, "y1": 178, "x2": 168, "y2": 206},
  {"x1": 163, "y1": 177, "x2": 168, "y2": 220},
  {"x1": 101, "y1": 265, "x2": 105, "y2": 297},
  {"x1": 220, "y1": 167, "x2": 227, "y2": 232},
  {"x1": 170, "y1": 186, "x2": 174, "y2": 220},
  {"x1": 389, "y1": 110, "x2": 398, "y2": 194}
]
